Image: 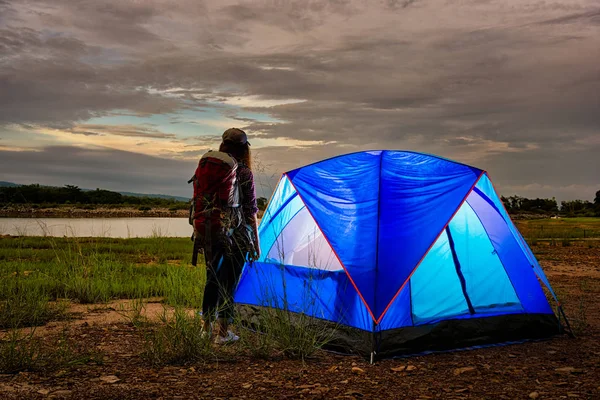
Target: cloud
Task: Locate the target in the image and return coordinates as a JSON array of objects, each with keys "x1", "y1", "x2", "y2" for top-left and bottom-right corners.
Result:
[
  {"x1": 538, "y1": 9, "x2": 600, "y2": 25},
  {"x1": 69, "y1": 124, "x2": 177, "y2": 139},
  {"x1": 0, "y1": 145, "x2": 196, "y2": 197},
  {"x1": 0, "y1": 0, "x2": 599, "y2": 200}
]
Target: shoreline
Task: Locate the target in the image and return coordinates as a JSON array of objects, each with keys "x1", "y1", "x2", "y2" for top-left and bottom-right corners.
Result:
[{"x1": 0, "y1": 207, "x2": 189, "y2": 218}]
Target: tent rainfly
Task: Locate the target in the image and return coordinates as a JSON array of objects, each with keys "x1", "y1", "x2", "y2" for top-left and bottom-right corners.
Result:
[{"x1": 234, "y1": 151, "x2": 565, "y2": 360}]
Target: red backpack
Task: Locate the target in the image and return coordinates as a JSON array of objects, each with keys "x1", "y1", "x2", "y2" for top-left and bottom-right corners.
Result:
[{"x1": 188, "y1": 151, "x2": 242, "y2": 242}]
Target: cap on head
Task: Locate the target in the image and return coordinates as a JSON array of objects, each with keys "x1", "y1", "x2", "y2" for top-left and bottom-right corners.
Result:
[{"x1": 222, "y1": 128, "x2": 250, "y2": 146}]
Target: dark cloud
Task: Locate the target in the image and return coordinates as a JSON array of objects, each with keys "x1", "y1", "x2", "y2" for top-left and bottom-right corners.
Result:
[
  {"x1": 0, "y1": 146, "x2": 196, "y2": 197},
  {"x1": 0, "y1": 145, "x2": 278, "y2": 198},
  {"x1": 220, "y1": 0, "x2": 357, "y2": 33},
  {"x1": 538, "y1": 10, "x2": 600, "y2": 25}
]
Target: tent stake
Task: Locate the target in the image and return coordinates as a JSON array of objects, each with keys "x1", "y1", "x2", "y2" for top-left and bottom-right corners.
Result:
[{"x1": 558, "y1": 304, "x2": 575, "y2": 338}]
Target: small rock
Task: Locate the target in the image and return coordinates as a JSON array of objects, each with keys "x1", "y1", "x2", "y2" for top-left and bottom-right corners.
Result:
[
  {"x1": 406, "y1": 365, "x2": 417, "y2": 372},
  {"x1": 50, "y1": 390, "x2": 72, "y2": 397},
  {"x1": 340, "y1": 380, "x2": 349, "y2": 384},
  {"x1": 296, "y1": 384, "x2": 317, "y2": 389},
  {"x1": 99, "y1": 375, "x2": 121, "y2": 384},
  {"x1": 242, "y1": 384, "x2": 252, "y2": 389},
  {"x1": 390, "y1": 366, "x2": 406, "y2": 372},
  {"x1": 529, "y1": 392, "x2": 539, "y2": 399},
  {"x1": 328, "y1": 365, "x2": 339, "y2": 372},
  {"x1": 567, "y1": 394, "x2": 579, "y2": 398},
  {"x1": 352, "y1": 367, "x2": 365, "y2": 374},
  {"x1": 345, "y1": 390, "x2": 364, "y2": 397},
  {"x1": 454, "y1": 367, "x2": 476, "y2": 376},
  {"x1": 555, "y1": 367, "x2": 584, "y2": 374},
  {"x1": 37, "y1": 389, "x2": 50, "y2": 395}
]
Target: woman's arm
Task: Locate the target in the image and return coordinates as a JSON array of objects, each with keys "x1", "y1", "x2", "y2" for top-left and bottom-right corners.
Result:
[
  {"x1": 239, "y1": 166, "x2": 260, "y2": 258},
  {"x1": 250, "y1": 213, "x2": 260, "y2": 259}
]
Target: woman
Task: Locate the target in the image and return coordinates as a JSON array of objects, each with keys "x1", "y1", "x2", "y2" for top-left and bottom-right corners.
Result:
[{"x1": 203, "y1": 128, "x2": 260, "y2": 344}]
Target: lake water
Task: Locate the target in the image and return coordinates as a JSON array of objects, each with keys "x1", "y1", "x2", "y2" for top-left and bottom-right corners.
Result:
[{"x1": 0, "y1": 218, "x2": 193, "y2": 238}]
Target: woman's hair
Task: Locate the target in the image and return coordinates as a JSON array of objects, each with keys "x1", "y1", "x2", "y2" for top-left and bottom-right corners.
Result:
[{"x1": 219, "y1": 141, "x2": 251, "y2": 170}]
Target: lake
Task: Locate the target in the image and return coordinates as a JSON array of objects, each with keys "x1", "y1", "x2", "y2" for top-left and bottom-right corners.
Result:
[{"x1": 0, "y1": 217, "x2": 193, "y2": 238}]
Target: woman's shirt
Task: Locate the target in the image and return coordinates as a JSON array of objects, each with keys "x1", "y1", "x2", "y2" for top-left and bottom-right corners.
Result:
[{"x1": 237, "y1": 163, "x2": 258, "y2": 222}]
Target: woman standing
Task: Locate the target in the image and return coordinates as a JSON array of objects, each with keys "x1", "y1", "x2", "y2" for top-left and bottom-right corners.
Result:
[{"x1": 204, "y1": 128, "x2": 260, "y2": 344}]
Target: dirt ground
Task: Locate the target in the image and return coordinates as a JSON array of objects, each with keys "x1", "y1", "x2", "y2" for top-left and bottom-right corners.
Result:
[{"x1": 1, "y1": 243, "x2": 599, "y2": 400}]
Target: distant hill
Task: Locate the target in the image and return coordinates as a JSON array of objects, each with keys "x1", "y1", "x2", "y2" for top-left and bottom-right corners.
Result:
[
  {"x1": 0, "y1": 181, "x2": 20, "y2": 188},
  {"x1": 0, "y1": 181, "x2": 188, "y2": 202},
  {"x1": 118, "y1": 191, "x2": 189, "y2": 202}
]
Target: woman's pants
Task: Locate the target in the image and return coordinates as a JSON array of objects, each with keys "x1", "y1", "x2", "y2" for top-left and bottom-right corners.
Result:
[{"x1": 201, "y1": 236, "x2": 246, "y2": 322}]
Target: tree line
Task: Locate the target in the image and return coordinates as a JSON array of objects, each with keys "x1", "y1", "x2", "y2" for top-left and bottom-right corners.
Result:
[
  {"x1": 501, "y1": 190, "x2": 600, "y2": 217},
  {"x1": 0, "y1": 184, "x2": 269, "y2": 211},
  {"x1": 0, "y1": 183, "x2": 596, "y2": 216}
]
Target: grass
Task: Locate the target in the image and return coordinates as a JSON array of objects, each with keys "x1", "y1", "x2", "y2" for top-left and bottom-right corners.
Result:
[
  {"x1": 0, "y1": 326, "x2": 102, "y2": 374},
  {"x1": 0, "y1": 234, "x2": 336, "y2": 367},
  {"x1": 515, "y1": 217, "x2": 600, "y2": 240},
  {"x1": 2, "y1": 216, "x2": 595, "y2": 368},
  {"x1": 236, "y1": 306, "x2": 338, "y2": 361},
  {"x1": 0, "y1": 235, "x2": 205, "y2": 329},
  {"x1": 135, "y1": 306, "x2": 214, "y2": 366}
]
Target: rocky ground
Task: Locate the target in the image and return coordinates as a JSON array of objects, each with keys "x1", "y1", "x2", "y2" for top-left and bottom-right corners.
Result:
[{"x1": 1, "y1": 242, "x2": 599, "y2": 400}]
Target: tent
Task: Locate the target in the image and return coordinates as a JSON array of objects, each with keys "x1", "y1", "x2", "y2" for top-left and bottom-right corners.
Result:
[{"x1": 235, "y1": 151, "x2": 563, "y2": 359}]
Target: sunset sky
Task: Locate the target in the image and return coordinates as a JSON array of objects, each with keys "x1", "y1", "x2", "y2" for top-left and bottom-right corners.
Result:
[{"x1": 1, "y1": 0, "x2": 598, "y2": 200}]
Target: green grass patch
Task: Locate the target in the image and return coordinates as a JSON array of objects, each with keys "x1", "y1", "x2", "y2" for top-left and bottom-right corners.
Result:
[
  {"x1": 515, "y1": 218, "x2": 600, "y2": 240},
  {"x1": 0, "y1": 236, "x2": 205, "y2": 327}
]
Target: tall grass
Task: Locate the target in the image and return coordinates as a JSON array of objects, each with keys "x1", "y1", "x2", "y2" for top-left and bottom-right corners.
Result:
[
  {"x1": 0, "y1": 326, "x2": 103, "y2": 374},
  {"x1": 0, "y1": 236, "x2": 205, "y2": 327},
  {"x1": 235, "y1": 236, "x2": 342, "y2": 360},
  {"x1": 136, "y1": 306, "x2": 214, "y2": 366}
]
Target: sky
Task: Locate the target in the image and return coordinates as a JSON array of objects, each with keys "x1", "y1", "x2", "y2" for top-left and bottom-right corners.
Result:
[{"x1": 0, "y1": 0, "x2": 598, "y2": 201}]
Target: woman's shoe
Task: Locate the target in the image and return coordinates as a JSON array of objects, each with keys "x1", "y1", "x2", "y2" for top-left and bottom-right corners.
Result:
[{"x1": 214, "y1": 330, "x2": 239, "y2": 344}]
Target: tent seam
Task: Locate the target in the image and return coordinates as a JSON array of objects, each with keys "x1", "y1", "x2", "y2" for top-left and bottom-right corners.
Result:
[
  {"x1": 375, "y1": 170, "x2": 486, "y2": 324},
  {"x1": 372, "y1": 151, "x2": 384, "y2": 355},
  {"x1": 259, "y1": 173, "x2": 284, "y2": 229},
  {"x1": 285, "y1": 173, "x2": 378, "y2": 323},
  {"x1": 483, "y1": 173, "x2": 559, "y2": 303},
  {"x1": 463, "y1": 195, "x2": 529, "y2": 314},
  {"x1": 284, "y1": 150, "x2": 484, "y2": 177},
  {"x1": 262, "y1": 204, "x2": 305, "y2": 261}
]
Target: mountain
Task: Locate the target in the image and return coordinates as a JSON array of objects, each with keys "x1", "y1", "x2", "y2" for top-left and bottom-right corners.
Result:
[
  {"x1": 0, "y1": 181, "x2": 188, "y2": 202},
  {"x1": 0, "y1": 181, "x2": 21, "y2": 187}
]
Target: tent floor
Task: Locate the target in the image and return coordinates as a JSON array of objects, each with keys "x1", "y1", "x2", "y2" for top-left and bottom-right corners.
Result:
[{"x1": 237, "y1": 305, "x2": 562, "y2": 360}]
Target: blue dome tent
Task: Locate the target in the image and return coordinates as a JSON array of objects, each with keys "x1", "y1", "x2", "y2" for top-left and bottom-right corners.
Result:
[{"x1": 235, "y1": 151, "x2": 564, "y2": 359}]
